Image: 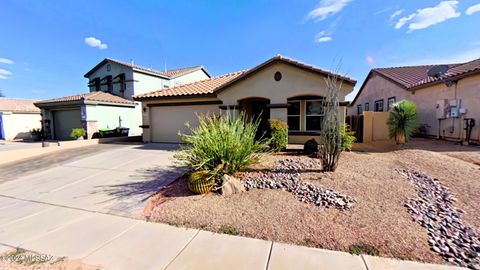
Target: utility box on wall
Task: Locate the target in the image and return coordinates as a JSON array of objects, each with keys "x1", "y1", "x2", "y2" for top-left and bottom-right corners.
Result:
[{"x1": 436, "y1": 99, "x2": 448, "y2": 119}]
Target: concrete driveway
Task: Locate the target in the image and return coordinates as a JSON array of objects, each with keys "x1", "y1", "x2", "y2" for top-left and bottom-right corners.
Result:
[{"x1": 0, "y1": 143, "x2": 184, "y2": 218}]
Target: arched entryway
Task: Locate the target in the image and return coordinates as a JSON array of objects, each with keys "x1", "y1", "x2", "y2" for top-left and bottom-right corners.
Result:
[{"x1": 238, "y1": 97, "x2": 271, "y2": 139}]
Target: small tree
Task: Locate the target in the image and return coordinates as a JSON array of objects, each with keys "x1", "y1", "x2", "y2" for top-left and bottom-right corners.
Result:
[{"x1": 319, "y1": 74, "x2": 344, "y2": 172}]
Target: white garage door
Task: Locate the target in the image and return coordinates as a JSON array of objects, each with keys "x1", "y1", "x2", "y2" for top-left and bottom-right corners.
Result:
[
  {"x1": 150, "y1": 105, "x2": 220, "y2": 143},
  {"x1": 53, "y1": 109, "x2": 82, "y2": 141}
]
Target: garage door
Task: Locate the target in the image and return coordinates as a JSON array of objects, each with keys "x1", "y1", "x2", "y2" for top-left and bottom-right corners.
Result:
[
  {"x1": 53, "y1": 109, "x2": 82, "y2": 141},
  {"x1": 150, "y1": 105, "x2": 219, "y2": 143}
]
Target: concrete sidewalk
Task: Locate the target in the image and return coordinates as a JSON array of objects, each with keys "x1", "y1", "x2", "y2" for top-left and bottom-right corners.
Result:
[{"x1": 0, "y1": 196, "x2": 466, "y2": 270}]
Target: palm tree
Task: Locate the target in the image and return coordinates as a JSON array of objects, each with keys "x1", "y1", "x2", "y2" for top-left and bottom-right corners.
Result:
[{"x1": 387, "y1": 100, "x2": 419, "y2": 144}]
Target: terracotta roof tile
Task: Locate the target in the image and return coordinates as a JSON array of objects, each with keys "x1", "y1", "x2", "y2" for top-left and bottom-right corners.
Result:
[
  {"x1": 134, "y1": 71, "x2": 245, "y2": 99},
  {"x1": 35, "y1": 92, "x2": 134, "y2": 106},
  {"x1": 134, "y1": 55, "x2": 356, "y2": 100},
  {"x1": 84, "y1": 58, "x2": 210, "y2": 79},
  {"x1": 0, "y1": 98, "x2": 40, "y2": 113},
  {"x1": 373, "y1": 58, "x2": 480, "y2": 89}
]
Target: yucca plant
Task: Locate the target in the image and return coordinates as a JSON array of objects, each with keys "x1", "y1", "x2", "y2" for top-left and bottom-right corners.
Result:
[
  {"x1": 176, "y1": 112, "x2": 269, "y2": 191},
  {"x1": 387, "y1": 100, "x2": 419, "y2": 144}
]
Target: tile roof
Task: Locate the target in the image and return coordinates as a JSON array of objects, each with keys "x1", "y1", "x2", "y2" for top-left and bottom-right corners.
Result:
[
  {"x1": 134, "y1": 71, "x2": 246, "y2": 99},
  {"x1": 0, "y1": 98, "x2": 40, "y2": 113},
  {"x1": 134, "y1": 55, "x2": 356, "y2": 100},
  {"x1": 84, "y1": 58, "x2": 210, "y2": 79},
  {"x1": 34, "y1": 92, "x2": 135, "y2": 106},
  {"x1": 373, "y1": 58, "x2": 480, "y2": 90}
]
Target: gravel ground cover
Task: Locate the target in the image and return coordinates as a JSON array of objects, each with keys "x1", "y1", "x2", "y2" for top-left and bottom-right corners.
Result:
[
  {"x1": 399, "y1": 169, "x2": 480, "y2": 269},
  {"x1": 144, "y1": 138, "x2": 480, "y2": 266}
]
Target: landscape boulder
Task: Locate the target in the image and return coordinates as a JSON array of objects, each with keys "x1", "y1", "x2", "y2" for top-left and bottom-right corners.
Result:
[{"x1": 221, "y1": 175, "x2": 245, "y2": 196}]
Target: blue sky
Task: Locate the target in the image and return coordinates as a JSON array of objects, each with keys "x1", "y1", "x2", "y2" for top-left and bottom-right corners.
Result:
[{"x1": 1, "y1": 0, "x2": 479, "y2": 101}]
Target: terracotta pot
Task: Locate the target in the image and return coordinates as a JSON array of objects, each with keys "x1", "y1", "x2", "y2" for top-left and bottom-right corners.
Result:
[{"x1": 396, "y1": 132, "x2": 406, "y2": 145}]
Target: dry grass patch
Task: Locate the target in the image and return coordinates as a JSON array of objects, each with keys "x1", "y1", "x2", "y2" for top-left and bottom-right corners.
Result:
[{"x1": 144, "y1": 138, "x2": 480, "y2": 266}]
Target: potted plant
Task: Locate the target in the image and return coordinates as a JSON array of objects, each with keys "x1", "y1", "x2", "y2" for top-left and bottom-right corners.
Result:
[
  {"x1": 387, "y1": 100, "x2": 419, "y2": 145},
  {"x1": 70, "y1": 128, "x2": 86, "y2": 140}
]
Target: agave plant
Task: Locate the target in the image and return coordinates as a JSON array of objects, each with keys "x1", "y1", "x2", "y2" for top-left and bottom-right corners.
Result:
[
  {"x1": 387, "y1": 100, "x2": 419, "y2": 144},
  {"x1": 176, "y1": 111, "x2": 269, "y2": 191}
]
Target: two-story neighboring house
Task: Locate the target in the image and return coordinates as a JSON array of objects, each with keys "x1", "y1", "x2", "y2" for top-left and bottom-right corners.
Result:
[
  {"x1": 35, "y1": 58, "x2": 210, "y2": 140},
  {"x1": 348, "y1": 58, "x2": 480, "y2": 142}
]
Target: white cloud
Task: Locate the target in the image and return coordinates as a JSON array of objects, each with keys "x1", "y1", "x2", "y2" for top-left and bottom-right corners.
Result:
[
  {"x1": 0, "y1": 58, "x2": 14, "y2": 64},
  {"x1": 466, "y1": 3, "x2": 480, "y2": 15},
  {"x1": 84, "y1": 37, "x2": 108, "y2": 50},
  {"x1": 0, "y1": 68, "x2": 12, "y2": 79},
  {"x1": 395, "y1": 1, "x2": 460, "y2": 32},
  {"x1": 315, "y1": 31, "x2": 333, "y2": 43},
  {"x1": 389, "y1": 9, "x2": 403, "y2": 21},
  {"x1": 316, "y1": 37, "x2": 332, "y2": 43},
  {"x1": 307, "y1": 0, "x2": 352, "y2": 21}
]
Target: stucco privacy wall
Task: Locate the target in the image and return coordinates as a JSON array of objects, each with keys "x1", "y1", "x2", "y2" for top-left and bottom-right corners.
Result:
[
  {"x1": 85, "y1": 104, "x2": 141, "y2": 136},
  {"x1": 0, "y1": 112, "x2": 41, "y2": 140},
  {"x1": 362, "y1": 111, "x2": 389, "y2": 143},
  {"x1": 87, "y1": 61, "x2": 135, "y2": 98}
]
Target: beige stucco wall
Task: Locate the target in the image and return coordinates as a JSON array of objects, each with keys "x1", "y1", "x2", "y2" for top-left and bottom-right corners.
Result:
[
  {"x1": 408, "y1": 74, "x2": 480, "y2": 141},
  {"x1": 348, "y1": 73, "x2": 407, "y2": 116},
  {"x1": 363, "y1": 111, "x2": 389, "y2": 143},
  {"x1": 85, "y1": 104, "x2": 142, "y2": 136},
  {"x1": 0, "y1": 112, "x2": 41, "y2": 140},
  {"x1": 139, "y1": 62, "x2": 354, "y2": 144},
  {"x1": 218, "y1": 62, "x2": 352, "y2": 104},
  {"x1": 351, "y1": 73, "x2": 480, "y2": 142}
]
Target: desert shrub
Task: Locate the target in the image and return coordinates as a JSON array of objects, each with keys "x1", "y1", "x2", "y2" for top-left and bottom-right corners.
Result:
[
  {"x1": 176, "y1": 112, "x2": 269, "y2": 187},
  {"x1": 348, "y1": 243, "x2": 379, "y2": 256},
  {"x1": 70, "y1": 128, "x2": 86, "y2": 139},
  {"x1": 303, "y1": 138, "x2": 319, "y2": 155},
  {"x1": 387, "y1": 100, "x2": 419, "y2": 144},
  {"x1": 268, "y1": 119, "x2": 288, "y2": 151},
  {"x1": 340, "y1": 124, "x2": 356, "y2": 151}
]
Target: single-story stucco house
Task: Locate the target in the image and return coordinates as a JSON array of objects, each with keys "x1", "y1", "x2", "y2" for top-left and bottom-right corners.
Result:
[
  {"x1": 133, "y1": 55, "x2": 356, "y2": 144},
  {"x1": 348, "y1": 58, "x2": 480, "y2": 142},
  {"x1": 0, "y1": 98, "x2": 41, "y2": 141},
  {"x1": 35, "y1": 58, "x2": 210, "y2": 140}
]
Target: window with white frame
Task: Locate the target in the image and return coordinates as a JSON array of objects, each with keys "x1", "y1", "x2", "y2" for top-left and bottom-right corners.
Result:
[
  {"x1": 305, "y1": 100, "x2": 324, "y2": 131},
  {"x1": 287, "y1": 101, "x2": 300, "y2": 131}
]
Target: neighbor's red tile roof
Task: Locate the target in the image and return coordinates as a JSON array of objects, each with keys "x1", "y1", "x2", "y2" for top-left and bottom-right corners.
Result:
[
  {"x1": 0, "y1": 98, "x2": 40, "y2": 113},
  {"x1": 34, "y1": 92, "x2": 134, "y2": 106},
  {"x1": 134, "y1": 55, "x2": 356, "y2": 100},
  {"x1": 134, "y1": 71, "x2": 246, "y2": 99},
  {"x1": 84, "y1": 58, "x2": 210, "y2": 79},
  {"x1": 373, "y1": 58, "x2": 480, "y2": 89}
]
